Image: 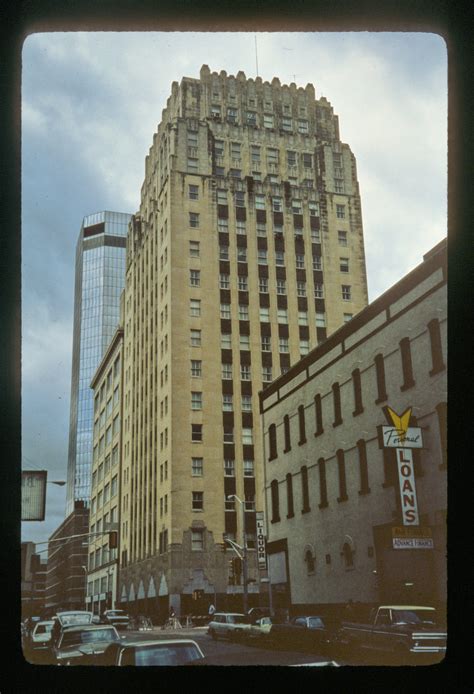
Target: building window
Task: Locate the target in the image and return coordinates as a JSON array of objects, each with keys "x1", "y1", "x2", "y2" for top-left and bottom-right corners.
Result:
[
  {"x1": 298, "y1": 404, "x2": 307, "y2": 444},
  {"x1": 190, "y1": 269, "x2": 200, "y2": 286},
  {"x1": 223, "y1": 394, "x2": 233, "y2": 411},
  {"x1": 297, "y1": 282, "x2": 306, "y2": 297},
  {"x1": 251, "y1": 145, "x2": 261, "y2": 162},
  {"x1": 187, "y1": 158, "x2": 198, "y2": 173},
  {"x1": 428, "y1": 318, "x2": 445, "y2": 375},
  {"x1": 227, "y1": 107, "x2": 238, "y2": 123},
  {"x1": 337, "y1": 449, "x2": 348, "y2": 502},
  {"x1": 240, "y1": 364, "x2": 251, "y2": 381},
  {"x1": 223, "y1": 427, "x2": 234, "y2": 443},
  {"x1": 357, "y1": 439, "x2": 370, "y2": 494},
  {"x1": 374, "y1": 353, "x2": 388, "y2": 403},
  {"x1": 239, "y1": 334, "x2": 250, "y2": 351},
  {"x1": 189, "y1": 184, "x2": 199, "y2": 200},
  {"x1": 238, "y1": 275, "x2": 248, "y2": 291},
  {"x1": 231, "y1": 141, "x2": 241, "y2": 159},
  {"x1": 271, "y1": 479, "x2": 280, "y2": 522},
  {"x1": 298, "y1": 119, "x2": 309, "y2": 134},
  {"x1": 352, "y1": 368, "x2": 363, "y2": 416},
  {"x1": 286, "y1": 473, "x2": 294, "y2": 518},
  {"x1": 436, "y1": 402, "x2": 447, "y2": 469},
  {"x1": 230, "y1": 168, "x2": 241, "y2": 179},
  {"x1": 335, "y1": 180, "x2": 344, "y2": 193},
  {"x1": 214, "y1": 138, "x2": 224, "y2": 154},
  {"x1": 314, "y1": 394, "x2": 323, "y2": 436},
  {"x1": 224, "y1": 459, "x2": 235, "y2": 477},
  {"x1": 236, "y1": 217, "x2": 247, "y2": 235},
  {"x1": 298, "y1": 311, "x2": 308, "y2": 326},
  {"x1": 222, "y1": 363, "x2": 233, "y2": 380},
  {"x1": 242, "y1": 428, "x2": 253, "y2": 445},
  {"x1": 242, "y1": 395, "x2": 252, "y2": 412},
  {"x1": 338, "y1": 230, "x2": 348, "y2": 246},
  {"x1": 191, "y1": 424, "x2": 202, "y2": 442},
  {"x1": 259, "y1": 277, "x2": 268, "y2": 293},
  {"x1": 340, "y1": 257, "x2": 349, "y2": 273},
  {"x1": 192, "y1": 458, "x2": 203, "y2": 476},
  {"x1": 242, "y1": 459, "x2": 254, "y2": 477},
  {"x1": 301, "y1": 465, "x2": 310, "y2": 512},
  {"x1": 336, "y1": 205, "x2": 345, "y2": 219},
  {"x1": 341, "y1": 543, "x2": 354, "y2": 570},
  {"x1": 191, "y1": 392, "x2": 202, "y2": 410},
  {"x1": 258, "y1": 249, "x2": 268, "y2": 265},
  {"x1": 314, "y1": 283, "x2": 324, "y2": 299},
  {"x1": 315, "y1": 313, "x2": 326, "y2": 328},
  {"x1": 191, "y1": 530, "x2": 204, "y2": 551},
  {"x1": 279, "y1": 337, "x2": 289, "y2": 353},
  {"x1": 218, "y1": 218, "x2": 228, "y2": 233},
  {"x1": 275, "y1": 251, "x2": 285, "y2": 266},
  {"x1": 190, "y1": 299, "x2": 201, "y2": 317},
  {"x1": 220, "y1": 303, "x2": 231, "y2": 319},
  {"x1": 259, "y1": 307, "x2": 270, "y2": 323},
  {"x1": 261, "y1": 335, "x2": 271, "y2": 352},
  {"x1": 220, "y1": 273, "x2": 230, "y2": 289},
  {"x1": 276, "y1": 279, "x2": 286, "y2": 295},
  {"x1": 312, "y1": 255, "x2": 322, "y2": 271},
  {"x1": 278, "y1": 309, "x2": 289, "y2": 324},
  {"x1": 311, "y1": 228, "x2": 321, "y2": 243},
  {"x1": 267, "y1": 147, "x2": 279, "y2": 164},
  {"x1": 400, "y1": 337, "x2": 415, "y2": 390},
  {"x1": 262, "y1": 365, "x2": 272, "y2": 383},
  {"x1": 246, "y1": 111, "x2": 257, "y2": 126},
  {"x1": 318, "y1": 457, "x2": 328, "y2": 507},
  {"x1": 302, "y1": 153, "x2": 312, "y2": 169},
  {"x1": 272, "y1": 196, "x2": 282, "y2": 212},
  {"x1": 221, "y1": 333, "x2": 232, "y2": 349},
  {"x1": 332, "y1": 382, "x2": 342, "y2": 426},
  {"x1": 263, "y1": 114, "x2": 274, "y2": 129},
  {"x1": 256, "y1": 222, "x2": 266, "y2": 237},
  {"x1": 191, "y1": 360, "x2": 202, "y2": 377},
  {"x1": 191, "y1": 329, "x2": 201, "y2": 347},
  {"x1": 283, "y1": 415, "x2": 291, "y2": 452},
  {"x1": 268, "y1": 424, "x2": 277, "y2": 460},
  {"x1": 238, "y1": 305, "x2": 249, "y2": 321},
  {"x1": 192, "y1": 492, "x2": 204, "y2": 511},
  {"x1": 255, "y1": 194, "x2": 266, "y2": 210},
  {"x1": 219, "y1": 245, "x2": 229, "y2": 261},
  {"x1": 189, "y1": 212, "x2": 200, "y2": 228},
  {"x1": 342, "y1": 285, "x2": 352, "y2": 301}
]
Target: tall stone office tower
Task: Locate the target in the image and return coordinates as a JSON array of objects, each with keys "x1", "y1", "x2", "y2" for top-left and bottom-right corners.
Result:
[
  {"x1": 118, "y1": 66, "x2": 368, "y2": 617},
  {"x1": 66, "y1": 211, "x2": 132, "y2": 516}
]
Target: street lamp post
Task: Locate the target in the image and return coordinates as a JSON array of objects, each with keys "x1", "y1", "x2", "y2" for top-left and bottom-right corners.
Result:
[{"x1": 226, "y1": 494, "x2": 248, "y2": 615}]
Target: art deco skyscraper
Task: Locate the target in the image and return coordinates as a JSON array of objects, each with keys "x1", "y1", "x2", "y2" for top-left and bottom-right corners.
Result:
[
  {"x1": 118, "y1": 66, "x2": 368, "y2": 617},
  {"x1": 65, "y1": 211, "x2": 131, "y2": 516}
]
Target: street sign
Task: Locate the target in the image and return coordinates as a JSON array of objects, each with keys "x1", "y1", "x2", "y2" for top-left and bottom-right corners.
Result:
[
  {"x1": 21, "y1": 470, "x2": 47, "y2": 521},
  {"x1": 381, "y1": 426, "x2": 423, "y2": 448},
  {"x1": 396, "y1": 448, "x2": 419, "y2": 525},
  {"x1": 256, "y1": 511, "x2": 267, "y2": 568},
  {"x1": 391, "y1": 526, "x2": 433, "y2": 549}
]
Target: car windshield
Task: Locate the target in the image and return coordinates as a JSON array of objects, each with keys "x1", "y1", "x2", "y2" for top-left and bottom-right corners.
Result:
[
  {"x1": 125, "y1": 643, "x2": 202, "y2": 666},
  {"x1": 391, "y1": 610, "x2": 437, "y2": 625},
  {"x1": 107, "y1": 611, "x2": 127, "y2": 617},
  {"x1": 61, "y1": 628, "x2": 119, "y2": 647},
  {"x1": 59, "y1": 613, "x2": 93, "y2": 626}
]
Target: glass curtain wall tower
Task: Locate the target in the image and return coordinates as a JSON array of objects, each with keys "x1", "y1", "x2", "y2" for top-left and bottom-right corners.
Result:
[{"x1": 66, "y1": 211, "x2": 131, "y2": 516}]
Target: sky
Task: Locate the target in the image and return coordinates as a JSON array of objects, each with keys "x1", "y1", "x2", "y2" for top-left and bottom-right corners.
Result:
[{"x1": 20, "y1": 31, "x2": 447, "y2": 549}]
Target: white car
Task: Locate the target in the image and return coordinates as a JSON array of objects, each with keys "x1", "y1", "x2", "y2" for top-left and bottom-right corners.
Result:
[
  {"x1": 208, "y1": 613, "x2": 250, "y2": 640},
  {"x1": 30, "y1": 620, "x2": 55, "y2": 649},
  {"x1": 247, "y1": 616, "x2": 273, "y2": 639}
]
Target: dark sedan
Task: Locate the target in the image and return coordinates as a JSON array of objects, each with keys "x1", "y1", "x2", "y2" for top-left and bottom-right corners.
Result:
[
  {"x1": 269, "y1": 616, "x2": 334, "y2": 653},
  {"x1": 97, "y1": 639, "x2": 205, "y2": 666}
]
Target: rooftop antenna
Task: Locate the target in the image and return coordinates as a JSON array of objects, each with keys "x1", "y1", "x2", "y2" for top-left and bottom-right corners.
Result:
[{"x1": 255, "y1": 34, "x2": 259, "y2": 77}]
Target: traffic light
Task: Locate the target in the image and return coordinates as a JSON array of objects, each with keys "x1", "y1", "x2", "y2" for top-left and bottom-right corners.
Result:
[{"x1": 108, "y1": 531, "x2": 118, "y2": 549}]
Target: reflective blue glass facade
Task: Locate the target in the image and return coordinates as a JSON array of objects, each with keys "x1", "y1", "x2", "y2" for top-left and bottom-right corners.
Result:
[{"x1": 66, "y1": 211, "x2": 131, "y2": 516}]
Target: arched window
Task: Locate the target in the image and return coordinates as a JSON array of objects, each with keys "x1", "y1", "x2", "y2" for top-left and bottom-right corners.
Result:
[
  {"x1": 283, "y1": 415, "x2": 291, "y2": 452},
  {"x1": 268, "y1": 424, "x2": 277, "y2": 461},
  {"x1": 342, "y1": 542, "x2": 354, "y2": 568},
  {"x1": 305, "y1": 548, "x2": 315, "y2": 574}
]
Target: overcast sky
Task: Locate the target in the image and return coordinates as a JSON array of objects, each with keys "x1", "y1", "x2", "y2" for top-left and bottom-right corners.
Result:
[{"x1": 21, "y1": 31, "x2": 447, "y2": 548}]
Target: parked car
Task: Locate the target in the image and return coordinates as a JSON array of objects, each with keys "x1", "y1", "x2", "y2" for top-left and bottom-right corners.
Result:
[
  {"x1": 100, "y1": 609, "x2": 130, "y2": 630},
  {"x1": 29, "y1": 620, "x2": 55, "y2": 650},
  {"x1": 51, "y1": 611, "x2": 95, "y2": 649},
  {"x1": 246, "y1": 616, "x2": 273, "y2": 640},
  {"x1": 54, "y1": 624, "x2": 121, "y2": 665},
  {"x1": 337, "y1": 605, "x2": 447, "y2": 663},
  {"x1": 98, "y1": 639, "x2": 205, "y2": 666},
  {"x1": 207, "y1": 612, "x2": 250, "y2": 640},
  {"x1": 269, "y1": 615, "x2": 333, "y2": 653}
]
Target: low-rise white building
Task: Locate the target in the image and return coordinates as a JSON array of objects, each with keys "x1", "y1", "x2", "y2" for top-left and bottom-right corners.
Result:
[{"x1": 259, "y1": 240, "x2": 447, "y2": 617}]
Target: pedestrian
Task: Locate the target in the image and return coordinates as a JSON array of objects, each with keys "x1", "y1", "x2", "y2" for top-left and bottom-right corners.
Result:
[{"x1": 169, "y1": 605, "x2": 175, "y2": 620}]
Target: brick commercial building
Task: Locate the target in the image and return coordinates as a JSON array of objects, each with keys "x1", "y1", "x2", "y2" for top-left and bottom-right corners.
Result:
[
  {"x1": 116, "y1": 65, "x2": 368, "y2": 621},
  {"x1": 259, "y1": 239, "x2": 447, "y2": 620}
]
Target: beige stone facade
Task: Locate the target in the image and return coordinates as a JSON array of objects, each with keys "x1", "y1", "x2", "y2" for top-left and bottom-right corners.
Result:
[
  {"x1": 118, "y1": 65, "x2": 368, "y2": 619},
  {"x1": 259, "y1": 240, "x2": 447, "y2": 615},
  {"x1": 88, "y1": 327, "x2": 123, "y2": 613}
]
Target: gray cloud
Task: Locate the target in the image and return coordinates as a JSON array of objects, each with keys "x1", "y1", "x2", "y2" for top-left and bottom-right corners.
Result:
[{"x1": 21, "y1": 31, "x2": 447, "y2": 546}]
